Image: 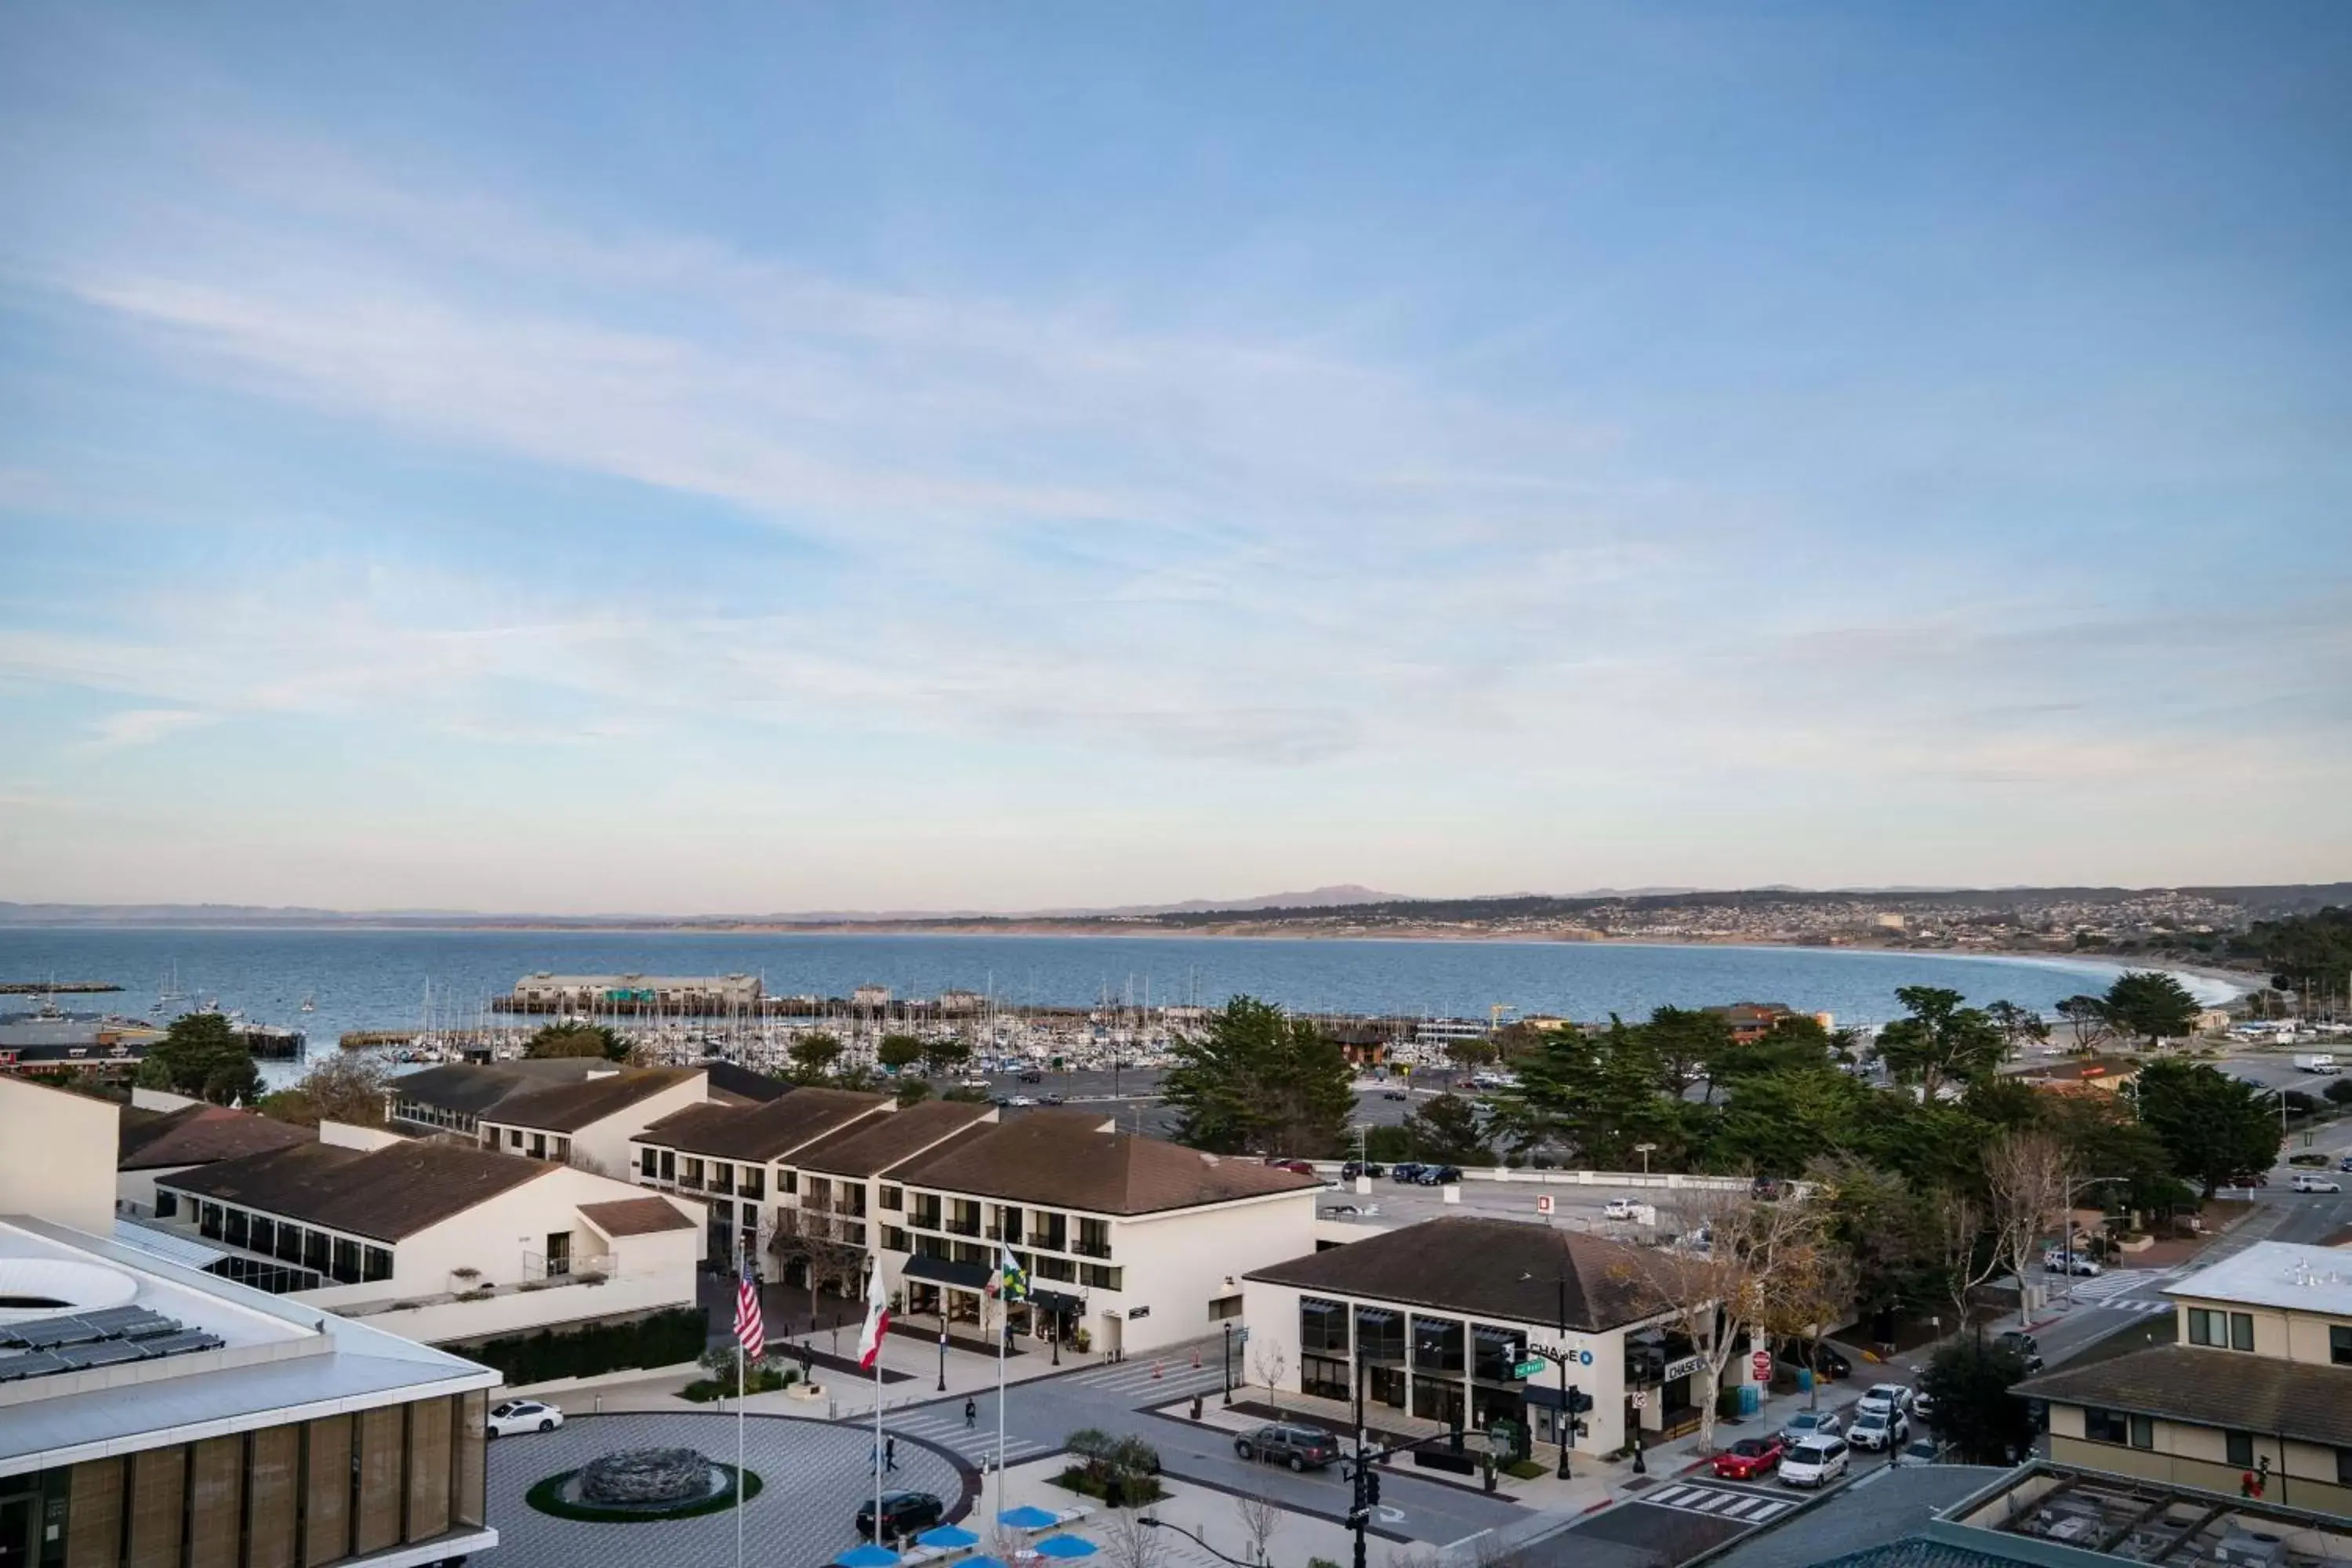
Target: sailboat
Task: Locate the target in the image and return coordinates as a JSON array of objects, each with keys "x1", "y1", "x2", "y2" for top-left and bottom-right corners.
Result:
[
  {"x1": 299, "y1": 993, "x2": 317, "y2": 1013},
  {"x1": 153, "y1": 962, "x2": 187, "y2": 1015}
]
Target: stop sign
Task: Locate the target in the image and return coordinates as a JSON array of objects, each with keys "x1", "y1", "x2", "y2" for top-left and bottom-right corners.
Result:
[{"x1": 1751, "y1": 1351, "x2": 1773, "y2": 1382}]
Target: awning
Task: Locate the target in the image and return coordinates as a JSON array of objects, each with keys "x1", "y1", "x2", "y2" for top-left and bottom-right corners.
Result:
[
  {"x1": 1029, "y1": 1289, "x2": 1083, "y2": 1316},
  {"x1": 112, "y1": 1218, "x2": 226, "y2": 1271},
  {"x1": 1472, "y1": 1327, "x2": 1521, "y2": 1345},
  {"x1": 904, "y1": 1255, "x2": 993, "y2": 1290},
  {"x1": 1352, "y1": 1308, "x2": 1399, "y2": 1326},
  {"x1": 1521, "y1": 1382, "x2": 1568, "y2": 1410}
]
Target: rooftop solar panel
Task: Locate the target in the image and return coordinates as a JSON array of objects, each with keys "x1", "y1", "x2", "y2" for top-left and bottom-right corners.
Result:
[
  {"x1": 136, "y1": 1331, "x2": 225, "y2": 1358},
  {"x1": 56, "y1": 1341, "x2": 146, "y2": 1370},
  {"x1": 0, "y1": 1352, "x2": 71, "y2": 1381},
  {"x1": 16, "y1": 1319, "x2": 108, "y2": 1350}
]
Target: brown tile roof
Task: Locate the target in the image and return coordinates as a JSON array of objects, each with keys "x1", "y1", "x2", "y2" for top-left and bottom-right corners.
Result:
[
  {"x1": 895, "y1": 1110, "x2": 1324, "y2": 1216},
  {"x1": 160, "y1": 1138, "x2": 552, "y2": 1243},
  {"x1": 635, "y1": 1087, "x2": 891, "y2": 1161},
  {"x1": 1244, "y1": 1216, "x2": 1679, "y2": 1332},
  {"x1": 482, "y1": 1067, "x2": 699, "y2": 1133},
  {"x1": 118, "y1": 1103, "x2": 313, "y2": 1170},
  {"x1": 391, "y1": 1059, "x2": 617, "y2": 1118},
  {"x1": 578, "y1": 1196, "x2": 696, "y2": 1237},
  {"x1": 794, "y1": 1100, "x2": 996, "y2": 1177},
  {"x1": 703, "y1": 1061, "x2": 790, "y2": 1104},
  {"x1": 2016, "y1": 1345, "x2": 2352, "y2": 1450}
]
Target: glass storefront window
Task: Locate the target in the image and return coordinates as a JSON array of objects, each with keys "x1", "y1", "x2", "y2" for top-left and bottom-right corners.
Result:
[
  {"x1": 1410, "y1": 1314, "x2": 1464, "y2": 1374},
  {"x1": 1301, "y1": 1298, "x2": 1350, "y2": 1355}
]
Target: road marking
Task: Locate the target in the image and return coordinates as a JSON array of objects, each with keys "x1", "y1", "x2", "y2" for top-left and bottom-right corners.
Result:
[{"x1": 1634, "y1": 1482, "x2": 1791, "y2": 1524}]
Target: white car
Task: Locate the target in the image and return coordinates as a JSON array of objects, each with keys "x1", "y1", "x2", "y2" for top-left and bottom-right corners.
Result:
[
  {"x1": 1603, "y1": 1197, "x2": 1639, "y2": 1221},
  {"x1": 485, "y1": 1399, "x2": 564, "y2": 1437},
  {"x1": 1779, "y1": 1436, "x2": 1849, "y2": 1488},
  {"x1": 1858, "y1": 1383, "x2": 1915, "y2": 1417},
  {"x1": 2042, "y1": 1250, "x2": 2102, "y2": 1276},
  {"x1": 2292, "y1": 1174, "x2": 2343, "y2": 1193},
  {"x1": 1847, "y1": 1407, "x2": 1909, "y2": 1451}
]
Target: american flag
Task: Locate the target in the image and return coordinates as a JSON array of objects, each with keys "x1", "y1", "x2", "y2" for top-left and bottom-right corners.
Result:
[{"x1": 734, "y1": 1267, "x2": 764, "y2": 1361}]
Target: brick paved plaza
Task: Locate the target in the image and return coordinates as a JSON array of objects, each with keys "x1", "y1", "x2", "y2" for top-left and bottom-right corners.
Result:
[{"x1": 487, "y1": 1412, "x2": 971, "y2": 1568}]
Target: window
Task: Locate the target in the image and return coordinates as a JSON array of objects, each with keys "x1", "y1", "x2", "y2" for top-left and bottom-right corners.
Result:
[
  {"x1": 223, "y1": 1208, "x2": 250, "y2": 1248},
  {"x1": 249, "y1": 1216, "x2": 275, "y2": 1255},
  {"x1": 154, "y1": 1190, "x2": 177, "y2": 1219},
  {"x1": 708, "y1": 1163, "x2": 733, "y2": 1196},
  {"x1": 2339, "y1": 1447, "x2": 2352, "y2": 1487},
  {"x1": 640, "y1": 1148, "x2": 659, "y2": 1178},
  {"x1": 2085, "y1": 1407, "x2": 2129, "y2": 1445},
  {"x1": 740, "y1": 1168, "x2": 764, "y2": 1202},
  {"x1": 1033, "y1": 1254, "x2": 1076, "y2": 1283},
  {"x1": 880, "y1": 1185, "x2": 903, "y2": 1211},
  {"x1": 680, "y1": 1158, "x2": 704, "y2": 1190},
  {"x1": 1076, "y1": 1218, "x2": 1112, "y2": 1258},
  {"x1": 1210, "y1": 1294, "x2": 1244, "y2": 1322},
  {"x1": 1472, "y1": 1324, "x2": 1525, "y2": 1382},
  {"x1": 1410, "y1": 1314, "x2": 1465, "y2": 1374},
  {"x1": 2227, "y1": 1431, "x2": 2255, "y2": 1468},
  {"x1": 276, "y1": 1223, "x2": 303, "y2": 1263},
  {"x1": 1301, "y1": 1355, "x2": 1352, "y2": 1401},
  {"x1": 1356, "y1": 1307, "x2": 1405, "y2": 1363},
  {"x1": 2332, "y1": 1325, "x2": 2352, "y2": 1367},
  {"x1": 883, "y1": 1226, "x2": 910, "y2": 1253},
  {"x1": 659, "y1": 1149, "x2": 675, "y2": 1181},
  {"x1": 305, "y1": 1229, "x2": 330, "y2": 1273},
  {"x1": 1301, "y1": 1298, "x2": 1350, "y2": 1355},
  {"x1": 2129, "y1": 1415, "x2": 2154, "y2": 1450},
  {"x1": 2187, "y1": 1308, "x2": 2258, "y2": 1352},
  {"x1": 198, "y1": 1201, "x2": 222, "y2": 1240},
  {"x1": 332, "y1": 1238, "x2": 362, "y2": 1284},
  {"x1": 777, "y1": 1169, "x2": 797, "y2": 1196},
  {"x1": 1079, "y1": 1263, "x2": 1123, "y2": 1291},
  {"x1": 362, "y1": 1247, "x2": 393, "y2": 1283}
]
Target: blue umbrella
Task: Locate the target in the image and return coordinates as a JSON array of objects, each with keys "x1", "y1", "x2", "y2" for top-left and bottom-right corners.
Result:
[
  {"x1": 996, "y1": 1505, "x2": 1058, "y2": 1530},
  {"x1": 837, "y1": 1545, "x2": 900, "y2": 1568},
  {"x1": 917, "y1": 1526, "x2": 982, "y2": 1550},
  {"x1": 1033, "y1": 1537, "x2": 1099, "y2": 1559}
]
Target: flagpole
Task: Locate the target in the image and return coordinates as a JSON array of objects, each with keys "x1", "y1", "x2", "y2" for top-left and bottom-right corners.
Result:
[{"x1": 873, "y1": 1267, "x2": 884, "y2": 1548}]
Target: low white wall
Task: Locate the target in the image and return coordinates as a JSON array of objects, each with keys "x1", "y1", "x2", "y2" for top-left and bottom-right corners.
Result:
[
  {"x1": 130, "y1": 1087, "x2": 205, "y2": 1112},
  {"x1": 318, "y1": 1265, "x2": 694, "y2": 1344},
  {"x1": 1308, "y1": 1163, "x2": 1781, "y2": 1195}
]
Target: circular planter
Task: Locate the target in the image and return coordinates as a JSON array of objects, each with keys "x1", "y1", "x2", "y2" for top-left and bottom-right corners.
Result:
[{"x1": 524, "y1": 1463, "x2": 763, "y2": 1523}]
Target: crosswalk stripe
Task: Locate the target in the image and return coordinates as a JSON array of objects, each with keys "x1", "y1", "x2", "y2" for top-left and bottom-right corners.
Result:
[{"x1": 1647, "y1": 1485, "x2": 1692, "y2": 1504}]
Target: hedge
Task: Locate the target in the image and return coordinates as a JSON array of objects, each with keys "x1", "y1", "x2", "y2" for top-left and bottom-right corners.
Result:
[{"x1": 462, "y1": 1306, "x2": 708, "y2": 1385}]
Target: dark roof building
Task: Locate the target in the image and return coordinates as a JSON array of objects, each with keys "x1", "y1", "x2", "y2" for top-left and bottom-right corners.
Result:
[
  {"x1": 636, "y1": 1087, "x2": 892, "y2": 1162},
  {"x1": 1247, "y1": 1216, "x2": 1676, "y2": 1330},
  {"x1": 702, "y1": 1059, "x2": 789, "y2": 1104},
  {"x1": 163, "y1": 1140, "x2": 551, "y2": 1243},
  {"x1": 480, "y1": 1066, "x2": 701, "y2": 1134},
  {"x1": 897, "y1": 1109, "x2": 1323, "y2": 1215},
  {"x1": 118, "y1": 1103, "x2": 312, "y2": 1170},
  {"x1": 389, "y1": 1058, "x2": 617, "y2": 1120},
  {"x1": 796, "y1": 1099, "x2": 995, "y2": 1178},
  {"x1": 2016, "y1": 1345, "x2": 2352, "y2": 1450},
  {"x1": 577, "y1": 1196, "x2": 697, "y2": 1236}
]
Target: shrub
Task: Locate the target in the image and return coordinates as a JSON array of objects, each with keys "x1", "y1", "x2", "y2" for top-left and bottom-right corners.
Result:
[
  {"x1": 2326, "y1": 1080, "x2": 2352, "y2": 1107},
  {"x1": 462, "y1": 1306, "x2": 709, "y2": 1385},
  {"x1": 456, "y1": 1289, "x2": 494, "y2": 1302}
]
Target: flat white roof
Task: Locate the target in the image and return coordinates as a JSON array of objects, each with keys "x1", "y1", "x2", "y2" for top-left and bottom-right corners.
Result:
[
  {"x1": 1, "y1": 1216, "x2": 496, "y2": 1476},
  {"x1": 2165, "y1": 1240, "x2": 2352, "y2": 1317}
]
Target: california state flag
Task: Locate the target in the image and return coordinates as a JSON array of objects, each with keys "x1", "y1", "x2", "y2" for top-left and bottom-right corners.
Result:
[{"x1": 856, "y1": 1266, "x2": 891, "y2": 1370}]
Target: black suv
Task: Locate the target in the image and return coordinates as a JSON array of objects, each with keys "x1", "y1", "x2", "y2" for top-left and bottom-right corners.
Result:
[
  {"x1": 1235, "y1": 1423, "x2": 1342, "y2": 1472},
  {"x1": 855, "y1": 1491, "x2": 946, "y2": 1541},
  {"x1": 1414, "y1": 1164, "x2": 1464, "y2": 1185},
  {"x1": 1339, "y1": 1160, "x2": 1387, "y2": 1179},
  {"x1": 1391, "y1": 1162, "x2": 1426, "y2": 1182}
]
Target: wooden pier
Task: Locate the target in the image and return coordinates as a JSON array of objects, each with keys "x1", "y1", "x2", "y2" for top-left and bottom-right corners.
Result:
[{"x1": 0, "y1": 982, "x2": 124, "y2": 995}]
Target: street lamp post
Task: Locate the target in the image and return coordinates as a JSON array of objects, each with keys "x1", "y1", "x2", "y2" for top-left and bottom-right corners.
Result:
[
  {"x1": 1222, "y1": 1320, "x2": 1234, "y2": 1404},
  {"x1": 1635, "y1": 1142, "x2": 1657, "y2": 1178}
]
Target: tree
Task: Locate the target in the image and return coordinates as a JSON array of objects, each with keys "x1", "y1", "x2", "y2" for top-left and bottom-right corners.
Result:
[
  {"x1": 1501, "y1": 1018, "x2": 1704, "y2": 1170},
  {"x1": 1162, "y1": 996, "x2": 1355, "y2": 1156},
  {"x1": 922, "y1": 1036, "x2": 972, "y2": 1075},
  {"x1": 1984, "y1": 1129, "x2": 2071, "y2": 1326},
  {"x1": 1235, "y1": 1491, "x2": 1283, "y2": 1567},
  {"x1": 895, "y1": 1076, "x2": 935, "y2": 1107},
  {"x1": 1643, "y1": 1007, "x2": 1733, "y2": 1098},
  {"x1": 1097, "y1": 1508, "x2": 1167, "y2": 1568},
  {"x1": 1401, "y1": 1094, "x2": 1494, "y2": 1165},
  {"x1": 2054, "y1": 996, "x2": 2114, "y2": 1055},
  {"x1": 1805, "y1": 1155, "x2": 1942, "y2": 1326},
  {"x1": 143, "y1": 1013, "x2": 262, "y2": 1106},
  {"x1": 877, "y1": 1033, "x2": 926, "y2": 1073},
  {"x1": 2034, "y1": 1094, "x2": 2190, "y2": 1216},
  {"x1": 1873, "y1": 988, "x2": 2005, "y2": 1102},
  {"x1": 2326, "y1": 1080, "x2": 2352, "y2": 1108},
  {"x1": 261, "y1": 1051, "x2": 393, "y2": 1127},
  {"x1": 1705, "y1": 1067, "x2": 1867, "y2": 1178},
  {"x1": 2132, "y1": 1061, "x2": 2281, "y2": 1198},
  {"x1": 1706, "y1": 1014, "x2": 1835, "y2": 1096},
  {"x1": 788, "y1": 1032, "x2": 846, "y2": 1080},
  {"x1": 1984, "y1": 1001, "x2": 2050, "y2": 1055},
  {"x1": 1756, "y1": 1233, "x2": 1857, "y2": 1410},
  {"x1": 1933, "y1": 1187, "x2": 2005, "y2": 1325},
  {"x1": 1918, "y1": 1339, "x2": 2036, "y2": 1465},
  {"x1": 1443, "y1": 1036, "x2": 1500, "y2": 1077},
  {"x1": 2101, "y1": 971, "x2": 2201, "y2": 1050},
  {"x1": 524, "y1": 1022, "x2": 629, "y2": 1062},
  {"x1": 766, "y1": 1207, "x2": 866, "y2": 1313},
  {"x1": 1628, "y1": 1189, "x2": 1828, "y2": 1453}
]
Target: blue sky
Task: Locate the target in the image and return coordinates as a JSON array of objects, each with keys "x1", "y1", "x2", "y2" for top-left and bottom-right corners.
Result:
[{"x1": 2, "y1": 2, "x2": 2347, "y2": 913}]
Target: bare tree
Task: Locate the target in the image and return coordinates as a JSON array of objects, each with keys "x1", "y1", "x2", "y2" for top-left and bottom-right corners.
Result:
[
  {"x1": 1234, "y1": 1492, "x2": 1283, "y2": 1567},
  {"x1": 1620, "y1": 1188, "x2": 1828, "y2": 1453},
  {"x1": 1985, "y1": 1130, "x2": 2071, "y2": 1327},
  {"x1": 1097, "y1": 1509, "x2": 1166, "y2": 1568},
  {"x1": 566, "y1": 1147, "x2": 612, "y2": 1178},
  {"x1": 767, "y1": 1206, "x2": 869, "y2": 1316},
  {"x1": 1934, "y1": 1188, "x2": 2007, "y2": 1327},
  {"x1": 1250, "y1": 1341, "x2": 1288, "y2": 1404},
  {"x1": 266, "y1": 1051, "x2": 394, "y2": 1127},
  {"x1": 1756, "y1": 1237, "x2": 1856, "y2": 1411}
]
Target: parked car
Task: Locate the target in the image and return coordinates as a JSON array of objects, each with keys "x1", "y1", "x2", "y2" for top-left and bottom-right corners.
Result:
[
  {"x1": 855, "y1": 1492, "x2": 946, "y2": 1541},
  {"x1": 1381, "y1": 1089, "x2": 1410, "y2": 1102},
  {"x1": 1042, "y1": 1093, "x2": 1066, "y2": 1105},
  {"x1": 2042, "y1": 1250, "x2": 2102, "y2": 1276},
  {"x1": 1391, "y1": 1163, "x2": 1427, "y2": 1182},
  {"x1": 1778, "y1": 1436, "x2": 1849, "y2": 1488},
  {"x1": 2337, "y1": 1155, "x2": 2352, "y2": 1173},
  {"x1": 1774, "y1": 1338, "x2": 1852, "y2": 1381},
  {"x1": 1901, "y1": 1436, "x2": 1947, "y2": 1464},
  {"x1": 485, "y1": 1399, "x2": 564, "y2": 1437},
  {"x1": 1018, "y1": 1070, "x2": 1044, "y2": 1083},
  {"x1": 2292, "y1": 1173, "x2": 2343, "y2": 1192},
  {"x1": 1416, "y1": 1165, "x2": 1465, "y2": 1185},
  {"x1": 1847, "y1": 1406, "x2": 1909, "y2": 1451},
  {"x1": 1711, "y1": 1436, "x2": 1784, "y2": 1480},
  {"x1": 1777, "y1": 1410, "x2": 1843, "y2": 1448},
  {"x1": 1858, "y1": 1384, "x2": 1915, "y2": 1417},
  {"x1": 1602, "y1": 1197, "x2": 1640, "y2": 1221},
  {"x1": 1340, "y1": 1160, "x2": 1388, "y2": 1179},
  {"x1": 1235, "y1": 1424, "x2": 1342, "y2": 1472},
  {"x1": 2286, "y1": 1152, "x2": 2328, "y2": 1167},
  {"x1": 2228, "y1": 1171, "x2": 2269, "y2": 1188},
  {"x1": 1994, "y1": 1331, "x2": 2045, "y2": 1374},
  {"x1": 1911, "y1": 1390, "x2": 1936, "y2": 1423},
  {"x1": 1007, "y1": 1094, "x2": 1037, "y2": 1107},
  {"x1": 1274, "y1": 1160, "x2": 1317, "y2": 1176}
]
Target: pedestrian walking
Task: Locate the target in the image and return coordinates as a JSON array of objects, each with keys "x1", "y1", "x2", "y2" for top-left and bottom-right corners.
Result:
[
  {"x1": 964, "y1": 1397, "x2": 978, "y2": 1430},
  {"x1": 885, "y1": 1436, "x2": 899, "y2": 1472}
]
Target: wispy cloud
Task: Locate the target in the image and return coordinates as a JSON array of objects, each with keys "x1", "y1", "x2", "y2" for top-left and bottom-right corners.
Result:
[{"x1": 83, "y1": 707, "x2": 216, "y2": 749}]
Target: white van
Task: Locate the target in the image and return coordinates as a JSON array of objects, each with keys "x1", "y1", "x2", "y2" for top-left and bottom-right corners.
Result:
[{"x1": 1780, "y1": 1436, "x2": 1850, "y2": 1488}]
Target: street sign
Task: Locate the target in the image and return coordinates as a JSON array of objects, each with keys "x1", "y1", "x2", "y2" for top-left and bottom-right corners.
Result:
[
  {"x1": 1513, "y1": 1359, "x2": 1548, "y2": 1380},
  {"x1": 1631, "y1": 1391, "x2": 1649, "y2": 1410},
  {"x1": 1751, "y1": 1351, "x2": 1773, "y2": 1382},
  {"x1": 1537, "y1": 1194, "x2": 1555, "y2": 1216}
]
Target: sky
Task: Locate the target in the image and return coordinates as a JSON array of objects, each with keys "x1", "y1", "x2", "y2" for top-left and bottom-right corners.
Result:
[{"x1": 1, "y1": 2, "x2": 2348, "y2": 914}]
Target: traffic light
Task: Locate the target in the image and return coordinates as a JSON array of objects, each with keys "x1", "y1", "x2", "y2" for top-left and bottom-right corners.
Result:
[
  {"x1": 1364, "y1": 1468, "x2": 1381, "y2": 1508},
  {"x1": 1567, "y1": 1386, "x2": 1593, "y2": 1414}
]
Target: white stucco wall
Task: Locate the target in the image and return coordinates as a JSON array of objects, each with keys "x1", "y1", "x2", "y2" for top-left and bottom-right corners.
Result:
[
  {"x1": 116, "y1": 1163, "x2": 194, "y2": 1216},
  {"x1": 1108, "y1": 1189, "x2": 1318, "y2": 1355},
  {"x1": 0, "y1": 1076, "x2": 120, "y2": 1235},
  {"x1": 485, "y1": 1073, "x2": 710, "y2": 1178}
]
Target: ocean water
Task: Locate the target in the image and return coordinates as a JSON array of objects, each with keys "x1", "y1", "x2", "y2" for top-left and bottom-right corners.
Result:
[{"x1": 0, "y1": 926, "x2": 2238, "y2": 1060}]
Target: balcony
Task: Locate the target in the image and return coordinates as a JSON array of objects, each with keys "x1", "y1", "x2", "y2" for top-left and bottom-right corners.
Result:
[
  {"x1": 946, "y1": 1218, "x2": 982, "y2": 1239},
  {"x1": 1072, "y1": 1240, "x2": 1112, "y2": 1260}
]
